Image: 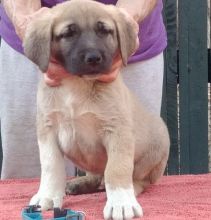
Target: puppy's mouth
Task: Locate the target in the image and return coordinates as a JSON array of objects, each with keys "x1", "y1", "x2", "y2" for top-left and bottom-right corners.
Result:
[
  {"x1": 74, "y1": 69, "x2": 111, "y2": 80},
  {"x1": 66, "y1": 63, "x2": 112, "y2": 78},
  {"x1": 81, "y1": 73, "x2": 102, "y2": 80}
]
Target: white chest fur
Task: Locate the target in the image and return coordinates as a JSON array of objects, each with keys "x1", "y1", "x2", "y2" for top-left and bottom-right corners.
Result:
[{"x1": 37, "y1": 79, "x2": 107, "y2": 173}]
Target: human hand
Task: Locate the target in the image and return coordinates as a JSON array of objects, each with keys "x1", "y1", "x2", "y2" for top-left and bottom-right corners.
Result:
[
  {"x1": 3, "y1": 0, "x2": 50, "y2": 41},
  {"x1": 97, "y1": 53, "x2": 123, "y2": 83},
  {"x1": 116, "y1": 0, "x2": 157, "y2": 23},
  {"x1": 16, "y1": 8, "x2": 70, "y2": 87},
  {"x1": 97, "y1": 8, "x2": 139, "y2": 83},
  {"x1": 44, "y1": 54, "x2": 122, "y2": 86},
  {"x1": 44, "y1": 59, "x2": 73, "y2": 87},
  {"x1": 16, "y1": 7, "x2": 51, "y2": 40}
]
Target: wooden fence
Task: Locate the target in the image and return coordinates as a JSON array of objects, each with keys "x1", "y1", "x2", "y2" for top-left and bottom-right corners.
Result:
[{"x1": 162, "y1": 0, "x2": 211, "y2": 174}]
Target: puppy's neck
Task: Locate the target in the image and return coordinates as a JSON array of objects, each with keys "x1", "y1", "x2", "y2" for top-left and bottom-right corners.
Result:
[
  {"x1": 62, "y1": 75, "x2": 99, "y2": 93},
  {"x1": 62, "y1": 73, "x2": 121, "y2": 92}
]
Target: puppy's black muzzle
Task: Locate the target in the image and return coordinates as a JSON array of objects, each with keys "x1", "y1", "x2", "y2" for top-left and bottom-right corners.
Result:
[
  {"x1": 77, "y1": 49, "x2": 105, "y2": 74},
  {"x1": 65, "y1": 48, "x2": 111, "y2": 76},
  {"x1": 83, "y1": 49, "x2": 103, "y2": 66}
]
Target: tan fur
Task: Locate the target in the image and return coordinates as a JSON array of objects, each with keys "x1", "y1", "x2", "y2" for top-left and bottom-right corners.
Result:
[{"x1": 24, "y1": 0, "x2": 170, "y2": 218}]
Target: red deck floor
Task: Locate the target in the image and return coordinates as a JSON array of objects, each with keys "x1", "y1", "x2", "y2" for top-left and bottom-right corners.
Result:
[{"x1": 0, "y1": 174, "x2": 211, "y2": 219}]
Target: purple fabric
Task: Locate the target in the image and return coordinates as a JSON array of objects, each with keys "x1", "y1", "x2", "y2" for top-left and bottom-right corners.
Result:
[{"x1": 0, "y1": 0, "x2": 167, "y2": 63}]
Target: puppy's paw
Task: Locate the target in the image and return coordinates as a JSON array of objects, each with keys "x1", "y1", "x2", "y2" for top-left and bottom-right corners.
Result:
[
  {"x1": 66, "y1": 175, "x2": 102, "y2": 195},
  {"x1": 29, "y1": 192, "x2": 64, "y2": 211},
  {"x1": 103, "y1": 185, "x2": 143, "y2": 220},
  {"x1": 66, "y1": 180, "x2": 82, "y2": 195}
]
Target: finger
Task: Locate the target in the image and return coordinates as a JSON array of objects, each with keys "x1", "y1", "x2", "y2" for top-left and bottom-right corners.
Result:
[
  {"x1": 97, "y1": 69, "x2": 120, "y2": 83},
  {"x1": 47, "y1": 66, "x2": 65, "y2": 77},
  {"x1": 48, "y1": 61, "x2": 70, "y2": 78},
  {"x1": 45, "y1": 61, "x2": 72, "y2": 86},
  {"x1": 44, "y1": 74, "x2": 61, "y2": 87}
]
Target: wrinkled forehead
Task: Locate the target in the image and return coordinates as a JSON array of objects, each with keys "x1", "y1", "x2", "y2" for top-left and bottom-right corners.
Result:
[{"x1": 52, "y1": 1, "x2": 115, "y2": 35}]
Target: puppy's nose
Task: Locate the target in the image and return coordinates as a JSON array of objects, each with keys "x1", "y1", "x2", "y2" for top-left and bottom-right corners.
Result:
[{"x1": 84, "y1": 51, "x2": 102, "y2": 65}]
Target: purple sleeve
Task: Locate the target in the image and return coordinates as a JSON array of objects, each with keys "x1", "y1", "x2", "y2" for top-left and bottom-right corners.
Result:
[{"x1": 0, "y1": 4, "x2": 23, "y2": 53}]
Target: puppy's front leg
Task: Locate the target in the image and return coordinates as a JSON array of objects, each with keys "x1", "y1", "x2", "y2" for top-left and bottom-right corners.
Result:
[
  {"x1": 30, "y1": 133, "x2": 66, "y2": 210},
  {"x1": 103, "y1": 131, "x2": 143, "y2": 220}
]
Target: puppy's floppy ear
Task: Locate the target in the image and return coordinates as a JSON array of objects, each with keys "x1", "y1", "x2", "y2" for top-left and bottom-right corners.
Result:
[
  {"x1": 23, "y1": 13, "x2": 53, "y2": 72},
  {"x1": 110, "y1": 8, "x2": 139, "y2": 66}
]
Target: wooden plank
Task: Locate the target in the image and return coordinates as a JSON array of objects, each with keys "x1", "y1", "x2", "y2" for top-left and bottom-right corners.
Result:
[
  {"x1": 209, "y1": 49, "x2": 211, "y2": 83},
  {"x1": 162, "y1": 0, "x2": 179, "y2": 174},
  {"x1": 179, "y1": 0, "x2": 209, "y2": 174},
  {"x1": 0, "y1": 38, "x2": 2, "y2": 175},
  {"x1": 0, "y1": 130, "x2": 2, "y2": 175}
]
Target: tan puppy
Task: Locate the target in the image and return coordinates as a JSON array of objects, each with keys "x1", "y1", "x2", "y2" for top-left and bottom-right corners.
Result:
[{"x1": 23, "y1": 0, "x2": 170, "y2": 219}]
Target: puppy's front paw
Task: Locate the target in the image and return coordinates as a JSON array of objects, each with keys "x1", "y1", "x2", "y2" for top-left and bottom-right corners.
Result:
[
  {"x1": 103, "y1": 186, "x2": 143, "y2": 220},
  {"x1": 29, "y1": 192, "x2": 64, "y2": 211}
]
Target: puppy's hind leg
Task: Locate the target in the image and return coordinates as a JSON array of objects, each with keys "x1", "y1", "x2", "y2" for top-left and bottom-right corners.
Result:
[
  {"x1": 66, "y1": 173, "x2": 103, "y2": 195},
  {"x1": 133, "y1": 177, "x2": 150, "y2": 196},
  {"x1": 133, "y1": 156, "x2": 168, "y2": 196}
]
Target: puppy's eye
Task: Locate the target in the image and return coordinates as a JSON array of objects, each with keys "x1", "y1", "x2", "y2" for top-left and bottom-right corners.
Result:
[
  {"x1": 59, "y1": 24, "x2": 78, "y2": 39},
  {"x1": 96, "y1": 21, "x2": 113, "y2": 36}
]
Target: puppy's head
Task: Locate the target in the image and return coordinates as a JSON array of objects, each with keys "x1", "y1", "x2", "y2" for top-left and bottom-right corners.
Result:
[{"x1": 23, "y1": 0, "x2": 138, "y2": 77}]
